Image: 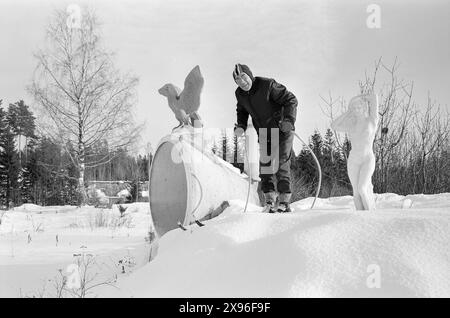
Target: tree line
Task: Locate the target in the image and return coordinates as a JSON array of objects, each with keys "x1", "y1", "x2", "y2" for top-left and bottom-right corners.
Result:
[
  {"x1": 0, "y1": 99, "x2": 149, "y2": 208},
  {"x1": 212, "y1": 128, "x2": 353, "y2": 202}
]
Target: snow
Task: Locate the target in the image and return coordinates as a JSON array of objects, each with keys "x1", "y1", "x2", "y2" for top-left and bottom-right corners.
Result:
[
  {"x1": 0, "y1": 203, "x2": 153, "y2": 298},
  {"x1": 1, "y1": 193, "x2": 450, "y2": 298},
  {"x1": 102, "y1": 193, "x2": 450, "y2": 298},
  {"x1": 117, "y1": 189, "x2": 131, "y2": 198},
  {"x1": 95, "y1": 189, "x2": 108, "y2": 201}
]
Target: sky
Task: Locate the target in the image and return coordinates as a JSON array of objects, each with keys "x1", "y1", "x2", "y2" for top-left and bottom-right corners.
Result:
[{"x1": 0, "y1": 0, "x2": 449, "y2": 153}]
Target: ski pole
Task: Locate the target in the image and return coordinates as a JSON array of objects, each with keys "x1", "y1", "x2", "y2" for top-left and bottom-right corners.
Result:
[{"x1": 292, "y1": 131, "x2": 322, "y2": 209}]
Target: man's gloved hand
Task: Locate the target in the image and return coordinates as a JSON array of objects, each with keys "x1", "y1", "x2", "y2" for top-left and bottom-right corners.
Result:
[
  {"x1": 234, "y1": 126, "x2": 245, "y2": 138},
  {"x1": 279, "y1": 120, "x2": 294, "y2": 133}
]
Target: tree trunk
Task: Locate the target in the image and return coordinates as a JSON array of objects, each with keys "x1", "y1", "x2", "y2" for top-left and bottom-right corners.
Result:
[
  {"x1": 421, "y1": 152, "x2": 427, "y2": 193},
  {"x1": 78, "y1": 140, "x2": 88, "y2": 205},
  {"x1": 78, "y1": 163, "x2": 88, "y2": 205}
]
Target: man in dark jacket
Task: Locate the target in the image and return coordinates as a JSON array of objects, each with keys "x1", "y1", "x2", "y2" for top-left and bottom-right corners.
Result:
[{"x1": 233, "y1": 63, "x2": 298, "y2": 212}]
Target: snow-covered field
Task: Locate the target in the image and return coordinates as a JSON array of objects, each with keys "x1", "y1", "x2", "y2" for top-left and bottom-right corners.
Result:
[
  {"x1": 1, "y1": 193, "x2": 450, "y2": 298},
  {"x1": 0, "y1": 203, "x2": 154, "y2": 298}
]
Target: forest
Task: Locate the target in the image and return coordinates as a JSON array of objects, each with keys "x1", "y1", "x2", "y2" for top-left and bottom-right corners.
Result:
[{"x1": 0, "y1": 99, "x2": 150, "y2": 207}]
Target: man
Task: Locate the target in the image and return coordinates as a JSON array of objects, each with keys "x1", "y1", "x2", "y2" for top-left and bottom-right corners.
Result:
[{"x1": 233, "y1": 63, "x2": 298, "y2": 213}]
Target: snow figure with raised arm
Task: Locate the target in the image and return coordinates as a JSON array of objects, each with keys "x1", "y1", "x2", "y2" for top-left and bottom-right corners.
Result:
[{"x1": 331, "y1": 94, "x2": 379, "y2": 210}]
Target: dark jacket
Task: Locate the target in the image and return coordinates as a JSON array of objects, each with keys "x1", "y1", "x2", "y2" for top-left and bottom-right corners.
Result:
[{"x1": 235, "y1": 76, "x2": 298, "y2": 133}]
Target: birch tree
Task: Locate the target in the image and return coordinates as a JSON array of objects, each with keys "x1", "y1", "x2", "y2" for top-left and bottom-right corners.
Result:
[{"x1": 29, "y1": 7, "x2": 140, "y2": 204}]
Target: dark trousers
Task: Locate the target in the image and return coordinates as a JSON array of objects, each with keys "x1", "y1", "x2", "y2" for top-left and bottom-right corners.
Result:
[{"x1": 258, "y1": 129, "x2": 294, "y2": 194}]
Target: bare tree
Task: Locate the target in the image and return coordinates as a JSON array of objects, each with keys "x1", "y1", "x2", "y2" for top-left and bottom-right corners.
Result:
[
  {"x1": 413, "y1": 95, "x2": 450, "y2": 193},
  {"x1": 360, "y1": 58, "x2": 416, "y2": 192},
  {"x1": 320, "y1": 91, "x2": 348, "y2": 160},
  {"x1": 29, "y1": 7, "x2": 141, "y2": 204},
  {"x1": 321, "y1": 57, "x2": 416, "y2": 192}
]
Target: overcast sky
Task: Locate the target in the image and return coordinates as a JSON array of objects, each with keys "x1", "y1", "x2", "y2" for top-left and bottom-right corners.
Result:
[{"x1": 0, "y1": 0, "x2": 449, "y2": 152}]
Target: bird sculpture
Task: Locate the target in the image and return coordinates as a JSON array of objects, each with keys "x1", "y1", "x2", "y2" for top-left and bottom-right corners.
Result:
[{"x1": 158, "y1": 65, "x2": 204, "y2": 131}]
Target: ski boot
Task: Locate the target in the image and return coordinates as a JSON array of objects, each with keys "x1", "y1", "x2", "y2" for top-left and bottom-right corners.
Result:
[
  {"x1": 263, "y1": 191, "x2": 278, "y2": 213},
  {"x1": 277, "y1": 202, "x2": 292, "y2": 213},
  {"x1": 277, "y1": 193, "x2": 292, "y2": 213}
]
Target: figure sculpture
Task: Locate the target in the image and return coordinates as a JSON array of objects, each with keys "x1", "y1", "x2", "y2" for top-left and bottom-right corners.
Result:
[{"x1": 331, "y1": 94, "x2": 379, "y2": 210}]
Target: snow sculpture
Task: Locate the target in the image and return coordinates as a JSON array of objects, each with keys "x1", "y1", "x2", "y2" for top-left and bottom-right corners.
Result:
[
  {"x1": 331, "y1": 94, "x2": 379, "y2": 210},
  {"x1": 149, "y1": 129, "x2": 260, "y2": 237},
  {"x1": 244, "y1": 121, "x2": 260, "y2": 183},
  {"x1": 158, "y1": 65, "x2": 204, "y2": 130}
]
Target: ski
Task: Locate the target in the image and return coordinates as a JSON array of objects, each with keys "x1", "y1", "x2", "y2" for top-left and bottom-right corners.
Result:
[
  {"x1": 195, "y1": 220, "x2": 205, "y2": 227},
  {"x1": 177, "y1": 221, "x2": 187, "y2": 231}
]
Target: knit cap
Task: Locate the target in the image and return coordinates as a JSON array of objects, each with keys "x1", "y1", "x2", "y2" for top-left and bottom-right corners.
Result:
[{"x1": 232, "y1": 64, "x2": 254, "y2": 82}]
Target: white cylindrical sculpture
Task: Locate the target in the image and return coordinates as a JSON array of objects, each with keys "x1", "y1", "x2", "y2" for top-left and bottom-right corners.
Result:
[
  {"x1": 150, "y1": 129, "x2": 261, "y2": 237},
  {"x1": 244, "y1": 122, "x2": 260, "y2": 182}
]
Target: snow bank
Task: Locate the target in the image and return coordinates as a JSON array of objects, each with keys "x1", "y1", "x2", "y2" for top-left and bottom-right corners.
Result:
[
  {"x1": 105, "y1": 193, "x2": 450, "y2": 298},
  {"x1": 0, "y1": 202, "x2": 153, "y2": 297}
]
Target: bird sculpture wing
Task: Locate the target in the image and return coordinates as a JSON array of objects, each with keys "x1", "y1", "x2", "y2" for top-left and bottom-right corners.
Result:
[{"x1": 179, "y1": 65, "x2": 204, "y2": 114}]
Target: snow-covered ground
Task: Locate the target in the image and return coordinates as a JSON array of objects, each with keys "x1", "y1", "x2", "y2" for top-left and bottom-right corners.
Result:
[
  {"x1": 0, "y1": 203, "x2": 153, "y2": 298},
  {"x1": 1, "y1": 193, "x2": 450, "y2": 297},
  {"x1": 101, "y1": 193, "x2": 450, "y2": 298}
]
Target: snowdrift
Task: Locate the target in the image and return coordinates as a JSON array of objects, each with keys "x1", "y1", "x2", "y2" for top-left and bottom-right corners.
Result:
[
  {"x1": 106, "y1": 193, "x2": 450, "y2": 298},
  {"x1": 0, "y1": 203, "x2": 153, "y2": 297}
]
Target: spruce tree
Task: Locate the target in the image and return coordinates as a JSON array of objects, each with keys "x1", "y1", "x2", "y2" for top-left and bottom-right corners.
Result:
[
  {"x1": 222, "y1": 129, "x2": 229, "y2": 162},
  {"x1": 322, "y1": 129, "x2": 337, "y2": 196},
  {"x1": 0, "y1": 106, "x2": 19, "y2": 207},
  {"x1": 9, "y1": 101, "x2": 38, "y2": 203}
]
